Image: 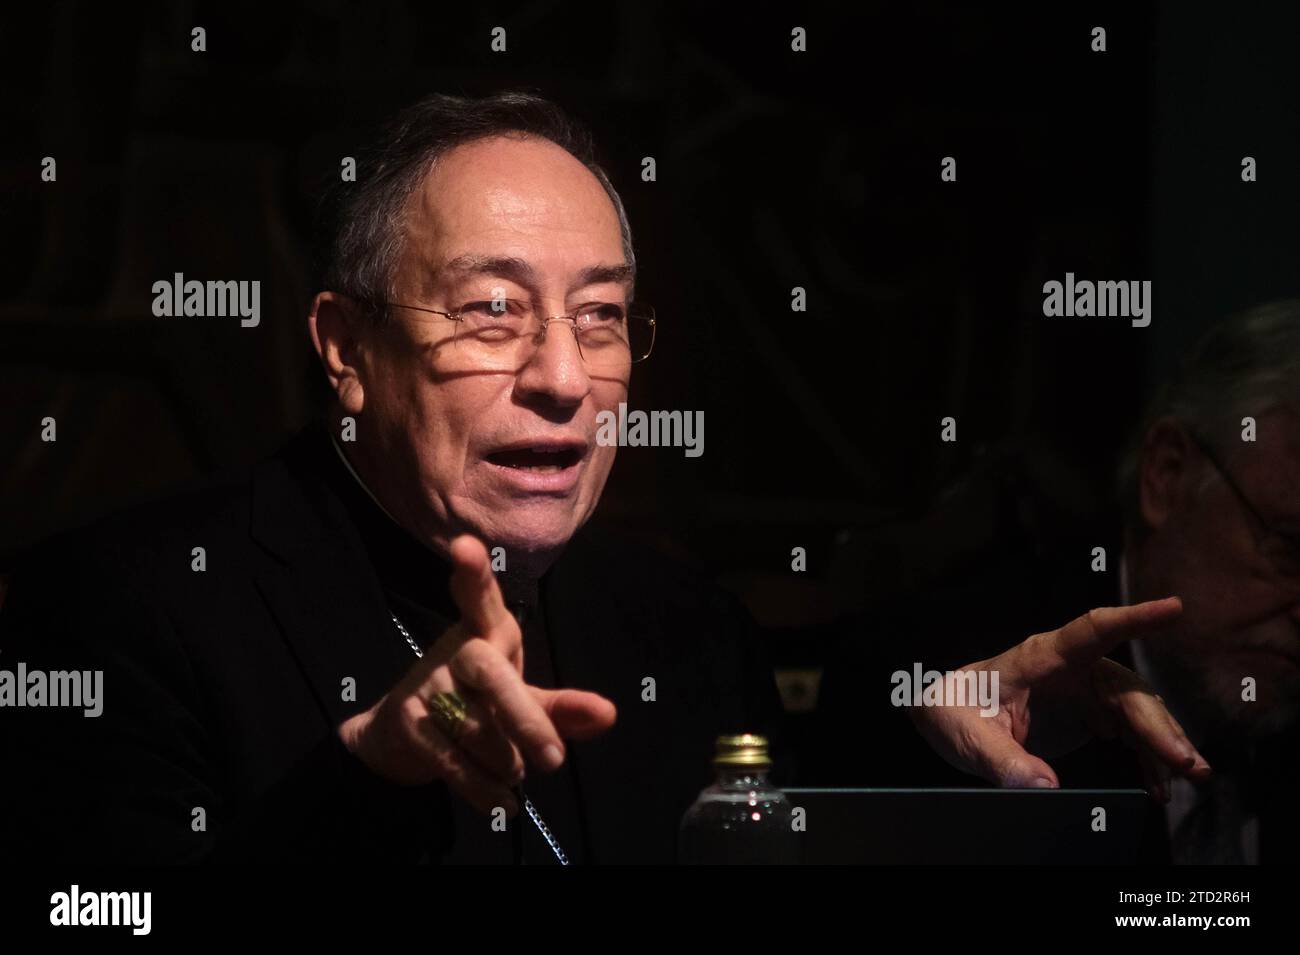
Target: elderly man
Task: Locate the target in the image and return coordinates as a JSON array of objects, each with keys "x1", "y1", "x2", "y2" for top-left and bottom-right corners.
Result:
[
  {"x1": 1115, "y1": 302, "x2": 1300, "y2": 862},
  {"x1": 825, "y1": 303, "x2": 1300, "y2": 864},
  {"x1": 0, "y1": 92, "x2": 1208, "y2": 864}
]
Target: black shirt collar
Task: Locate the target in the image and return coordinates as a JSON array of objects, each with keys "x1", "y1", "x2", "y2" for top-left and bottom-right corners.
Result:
[{"x1": 319, "y1": 432, "x2": 459, "y2": 622}]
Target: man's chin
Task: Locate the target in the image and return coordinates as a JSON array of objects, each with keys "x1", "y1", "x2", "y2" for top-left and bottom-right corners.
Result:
[
  {"x1": 1197, "y1": 673, "x2": 1300, "y2": 740},
  {"x1": 1222, "y1": 697, "x2": 1300, "y2": 739},
  {"x1": 458, "y1": 511, "x2": 584, "y2": 569}
]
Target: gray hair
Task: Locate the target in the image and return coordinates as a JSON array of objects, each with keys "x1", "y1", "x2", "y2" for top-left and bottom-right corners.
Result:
[
  {"x1": 1119, "y1": 299, "x2": 1300, "y2": 531},
  {"x1": 312, "y1": 91, "x2": 635, "y2": 321}
]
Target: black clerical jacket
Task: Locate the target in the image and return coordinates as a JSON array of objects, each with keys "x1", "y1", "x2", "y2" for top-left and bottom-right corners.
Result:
[{"x1": 0, "y1": 424, "x2": 787, "y2": 864}]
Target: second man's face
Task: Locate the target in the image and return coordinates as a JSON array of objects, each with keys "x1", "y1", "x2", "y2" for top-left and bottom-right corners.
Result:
[{"x1": 1140, "y1": 408, "x2": 1300, "y2": 737}]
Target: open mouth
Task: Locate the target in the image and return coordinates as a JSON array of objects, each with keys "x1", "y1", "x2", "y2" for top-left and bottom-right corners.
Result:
[{"x1": 485, "y1": 445, "x2": 584, "y2": 472}]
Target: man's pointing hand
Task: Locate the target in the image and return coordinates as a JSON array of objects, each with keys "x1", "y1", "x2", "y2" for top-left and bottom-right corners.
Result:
[{"x1": 338, "y1": 534, "x2": 617, "y2": 815}]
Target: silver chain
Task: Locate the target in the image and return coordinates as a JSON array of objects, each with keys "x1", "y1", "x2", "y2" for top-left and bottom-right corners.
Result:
[{"x1": 389, "y1": 611, "x2": 570, "y2": 865}]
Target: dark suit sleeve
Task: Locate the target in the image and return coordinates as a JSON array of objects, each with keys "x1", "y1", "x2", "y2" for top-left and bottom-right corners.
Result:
[{"x1": 0, "y1": 562, "x2": 447, "y2": 864}]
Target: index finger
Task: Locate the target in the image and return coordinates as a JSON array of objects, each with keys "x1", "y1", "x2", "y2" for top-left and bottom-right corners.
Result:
[
  {"x1": 447, "y1": 535, "x2": 520, "y2": 666},
  {"x1": 1040, "y1": 596, "x2": 1183, "y2": 674}
]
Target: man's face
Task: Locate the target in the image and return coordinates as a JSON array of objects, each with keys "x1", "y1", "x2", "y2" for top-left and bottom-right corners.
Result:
[
  {"x1": 1136, "y1": 407, "x2": 1300, "y2": 740},
  {"x1": 351, "y1": 134, "x2": 632, "y2": 572}
]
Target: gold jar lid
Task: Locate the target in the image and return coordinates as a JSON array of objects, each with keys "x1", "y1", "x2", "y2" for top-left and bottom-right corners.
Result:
[{"x1": 713, "y1": 733, "x2": 772, "y2": 769}]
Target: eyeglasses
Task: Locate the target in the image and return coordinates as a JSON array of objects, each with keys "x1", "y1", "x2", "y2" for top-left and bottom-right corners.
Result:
[
  {"x1": 1189, "y1": 429, "x2": 1300, "y2": 579},
  {"x1": 379, "y1": 298, "x2": 656, "y2": 372}
]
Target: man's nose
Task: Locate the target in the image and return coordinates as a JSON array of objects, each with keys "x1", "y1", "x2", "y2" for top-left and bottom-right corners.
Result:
[{"x1": 512, "y1": 314, "x2": 592, "y2": 407}]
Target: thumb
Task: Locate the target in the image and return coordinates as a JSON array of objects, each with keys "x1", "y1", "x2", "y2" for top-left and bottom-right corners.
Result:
[
  {"x1": 970, "y1": 729, "x2": 1060, "y2": 789},
  {"x1": 531, "y1": 687, "x2": 618, "y2": 741}
]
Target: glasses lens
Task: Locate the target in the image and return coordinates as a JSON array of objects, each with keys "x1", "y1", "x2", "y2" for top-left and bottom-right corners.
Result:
[
  {"x1": 626, "y1": 303, "x2": 655, "y2": 363},
  {"x1": 573, "y1": 303, "x2": 655, "y2": 369},
  {"x1": 446, "y1": 299, "x2": 529, "y2": 368}
]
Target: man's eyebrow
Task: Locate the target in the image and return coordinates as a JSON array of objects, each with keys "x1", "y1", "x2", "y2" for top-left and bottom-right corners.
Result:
[
  {"x1": 437, "y1": 254, "x2": 635, "y2": 293},
  {"x1": 439, "y1": 254, "x2": 537, "y2": 286},
  {"x1": 571, "y1": 263, "x2": 636, "y2": 291}
]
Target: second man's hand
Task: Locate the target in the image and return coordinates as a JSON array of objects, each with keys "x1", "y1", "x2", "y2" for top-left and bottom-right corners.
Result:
[{"x1": 909, "y1": 597, "x2": 1212, "y2": 801}]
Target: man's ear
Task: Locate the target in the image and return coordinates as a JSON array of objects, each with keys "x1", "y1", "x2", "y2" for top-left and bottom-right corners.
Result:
[
  {"x1": 1139, "y1": 417, "x2": 1197, "y2": 532},
  {"x1": 309, "y1": 292, "x2": 369, "y2": 415}
]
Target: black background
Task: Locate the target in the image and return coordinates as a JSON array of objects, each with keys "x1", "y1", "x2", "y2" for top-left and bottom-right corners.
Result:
[{"x1": 3, "y1": 0, "x2": 1299, "y2": 680}]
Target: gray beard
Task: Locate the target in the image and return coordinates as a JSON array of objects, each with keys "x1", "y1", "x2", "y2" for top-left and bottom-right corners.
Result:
[{"x1": 1144, "y1": 635, "x2": 1300, "y2": 750}]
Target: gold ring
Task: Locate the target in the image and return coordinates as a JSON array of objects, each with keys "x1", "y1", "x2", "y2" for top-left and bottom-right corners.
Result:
[{"x1": 427, "y1": 690, "x2": 470, "y2": 740}]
